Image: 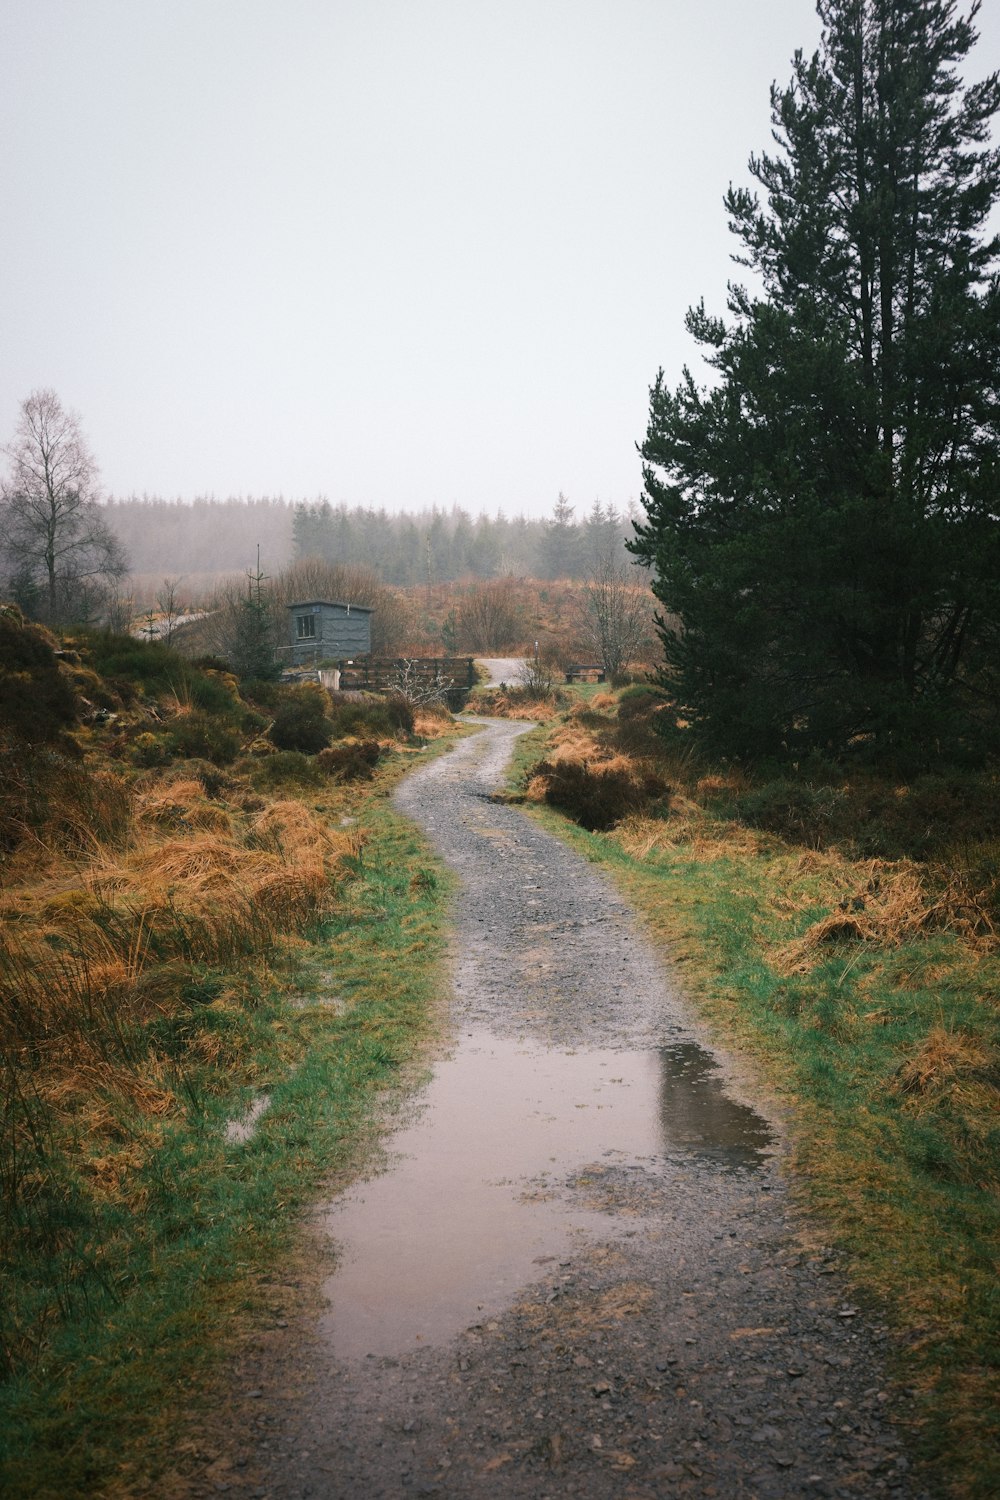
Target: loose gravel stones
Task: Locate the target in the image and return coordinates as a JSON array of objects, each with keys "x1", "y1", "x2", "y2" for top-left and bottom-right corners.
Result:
[{"x1": 195, "y1": 719, "x2": 931, "y2": 1500}]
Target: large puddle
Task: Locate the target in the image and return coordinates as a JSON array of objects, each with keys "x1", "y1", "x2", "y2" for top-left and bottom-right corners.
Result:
[{"x1": 319, "y1": 1031, "x2": 773, "y2": 1360}]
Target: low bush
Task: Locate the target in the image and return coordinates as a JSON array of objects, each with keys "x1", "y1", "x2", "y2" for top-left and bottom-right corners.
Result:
[
  {"x1": 316, "y1": 739, "x2": 382, "y2": 781},
  {"x1": 184, "y1": 669, "x2": 241, "y2": 718},
  {"x1": 328, "y1": 693, "x2": 414, "y2": 739},
  {"x1": 376, "y1": 693, "x2": 415, "y2": 734},
  {"x1": 74, "y1": 633, "x2": 246, "y2": 729},
  {"x1": 168, "y1": 712, "x2": 242, "y2": 765},
  {"x1": 73, "y1": 630, "x2": 186, "y2": 696},
  {"x1": 617, "y1": 683, "x2": 668, "y2": 722},
  {"x1": 131, "y1": 732, "x2": 173, "y2": 768},
  {"x1": 250, "y1": 750, "x2": 325, "y2": 790},
  {"x1": 269, "y1": 683, "x2": 334, "y2": 754},
  {"x1": 719, "y1": 767, "x2": 1000, "y2": 862},
  {"x1": 0, "y1": 607, "x2": 79, "y2": 747},
  {"x1": 531, "y1": 755, "x2": 669, "y2": 831}
]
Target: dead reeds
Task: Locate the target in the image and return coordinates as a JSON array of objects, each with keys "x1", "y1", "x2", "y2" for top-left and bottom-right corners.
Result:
[
  {"x1": 0, "y1": 773, "x2": 355, "y2": 1287},
  {"x1": 773, "y1": 858, "x2": 999, "y2": 974}
]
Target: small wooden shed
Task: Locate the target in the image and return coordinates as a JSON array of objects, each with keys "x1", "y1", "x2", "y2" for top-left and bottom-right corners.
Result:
[{"x1": 286, "y1": 600, "x2": 373, "y2": 666}]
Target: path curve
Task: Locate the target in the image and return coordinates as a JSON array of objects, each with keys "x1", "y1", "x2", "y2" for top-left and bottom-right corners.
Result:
[
  {"x1": 229, "y1": 720, "x2": 928, "y2": 1500},
  {"x1": 475, "y1": 656, "x2": 526, "y2": 686}
]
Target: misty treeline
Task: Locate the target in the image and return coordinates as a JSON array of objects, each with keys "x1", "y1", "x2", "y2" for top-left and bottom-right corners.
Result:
[
  {"x1": 0, "y1": 390, "x2": 654, "y2": 678},
  {"x1": 103, "y1": 492, "x2": 638, "y2": 590}
]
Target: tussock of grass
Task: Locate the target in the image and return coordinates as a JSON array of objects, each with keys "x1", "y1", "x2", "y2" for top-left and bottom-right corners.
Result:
[
  {"x1": 470, "y1": 685, "x2": 565, "y2": 719},
  {"x1": 411, "y1": 702, "x2": 455, "y2": 738}
]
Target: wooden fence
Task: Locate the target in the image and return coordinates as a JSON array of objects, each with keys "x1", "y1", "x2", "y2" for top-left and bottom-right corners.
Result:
[{"x1": 335, "y1": 657, "x2": 477, "y2": 693}]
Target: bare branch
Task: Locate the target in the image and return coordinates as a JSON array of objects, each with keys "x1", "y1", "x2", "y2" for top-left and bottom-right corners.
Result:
[
  {"x1": 1, "y1": 389, "x2": 127, "y2": 624},
  {"x1": 575, "y1": 548, "x2": 655, "y2": 680}
]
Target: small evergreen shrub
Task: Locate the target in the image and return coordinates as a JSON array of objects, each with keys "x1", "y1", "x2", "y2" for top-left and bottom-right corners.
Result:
[
  {"x1": 269, "y1": 683, "x2": 334, "y2": 753},
  {"x1": 168, "y1": 712, "x2": 242, "y2": 765},
  {"x1": 316, "y1": 739, "x2": 382, "y2": 780},
  {"x1": 250, "y1": 750, "x2": 324, "y2": 789},
  {"x1": 532, "y1": 757, "x2": 668, "y2": 832}
]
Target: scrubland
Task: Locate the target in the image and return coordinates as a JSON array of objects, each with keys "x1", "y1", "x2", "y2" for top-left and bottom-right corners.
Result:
[
  {"x1": 502, "y1": 682, "x2": 999, "y2": 1499},
  {"x1": 0, "y1": 609, "x2": 455, "y2": 1497}
]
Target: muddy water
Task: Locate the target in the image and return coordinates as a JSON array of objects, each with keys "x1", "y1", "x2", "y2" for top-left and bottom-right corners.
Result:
[
  {"x1": 320, "y1": 1032, "x2": 772, "y2": 1360},
  {"x1": 321, "y1": 719, "x2": 773, "y2": 1363}
]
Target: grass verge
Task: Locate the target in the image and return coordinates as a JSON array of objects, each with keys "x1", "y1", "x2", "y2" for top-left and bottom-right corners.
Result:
[
  {"x1": 0, "y1": 746, "x2": 457, "y2": 1499},
  {"x1": 508, "y1": 716, "x2": 1000, "y2": 1500}
]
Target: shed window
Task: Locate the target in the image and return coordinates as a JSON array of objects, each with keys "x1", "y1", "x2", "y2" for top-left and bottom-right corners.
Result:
[{"x1": 296, "y1": 614, "x2": 317, "y2": 640}]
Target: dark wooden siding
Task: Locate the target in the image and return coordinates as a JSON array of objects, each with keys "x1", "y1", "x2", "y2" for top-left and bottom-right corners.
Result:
[{"x1": 288, "y1": 602, "x2": 373, "y2": 665}]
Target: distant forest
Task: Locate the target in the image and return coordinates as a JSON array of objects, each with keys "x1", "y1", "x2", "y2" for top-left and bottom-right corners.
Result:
[{"x1": 103, "y1": 494, "x2": 639, "y2": 588}]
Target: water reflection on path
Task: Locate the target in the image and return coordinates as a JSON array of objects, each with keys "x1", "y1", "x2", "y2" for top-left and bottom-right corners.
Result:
[{"x1": 320, "y1": 1031, "x2": 773, "y2": 1361}]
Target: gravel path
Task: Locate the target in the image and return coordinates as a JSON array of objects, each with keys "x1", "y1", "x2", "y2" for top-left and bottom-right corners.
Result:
[
  {"x1": 204, "y1": 720, "x2": 930, "y2": 1500},
  {"x1": 475, "y1": 657, "x2": 526, "y2": 686}
]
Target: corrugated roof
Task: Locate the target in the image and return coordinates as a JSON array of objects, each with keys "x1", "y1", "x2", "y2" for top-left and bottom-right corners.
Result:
[{"x1": 286, "y1": 599, "x2": 375, "y2": 612}]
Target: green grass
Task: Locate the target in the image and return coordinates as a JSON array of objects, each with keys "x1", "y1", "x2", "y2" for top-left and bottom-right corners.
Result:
[
  {"x1": 0, "y1": 799, "x2": 452, "y2": 1500},
  {"x1": 509, "y1": 720, "x2": 1000, "y2": 1500}
]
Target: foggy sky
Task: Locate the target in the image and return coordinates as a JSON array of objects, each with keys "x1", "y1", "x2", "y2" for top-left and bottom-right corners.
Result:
[{"x1": 2, "y1": 0, "x2": 998, "y2": 518}]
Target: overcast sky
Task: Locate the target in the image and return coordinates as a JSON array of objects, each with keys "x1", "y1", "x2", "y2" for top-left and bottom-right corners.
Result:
[{"x1": 2, "y1": 1, "x2": 998, "y2": 519}]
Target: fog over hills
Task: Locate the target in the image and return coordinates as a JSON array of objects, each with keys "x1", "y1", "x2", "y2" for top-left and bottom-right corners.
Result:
[{"x1": 105, "y1": 495, "x2": 639, "y2": 591}]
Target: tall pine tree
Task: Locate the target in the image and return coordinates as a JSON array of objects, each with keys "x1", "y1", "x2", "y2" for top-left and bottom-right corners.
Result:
[{"x1": 632, "y1": 0, "x2": 1000, "y2": 761}]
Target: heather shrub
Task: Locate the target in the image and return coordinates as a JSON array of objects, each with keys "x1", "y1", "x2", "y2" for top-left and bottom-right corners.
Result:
[
  {"x1": 250, "y1": 750, "x2": 324, "y2": 790},
  {"x1": 617, "y1": 684, "x2": 668, "y2": 722},
  {"x1": 0, "y1": 605, "x2": 79, "y2": 746},
  {"x1": 269, "y1": 682, "x2": 334, "y2": 753},
  {"x1": 168, "y1": 711, "x2": 242, "y2": 765},
  {"x1": 328, "y1": 693, "x2": 414, "y2": 739},
  {"x1": 531, "y1": 756, "x2": 668, "y2": 832},
  {"x1": 724, "y1": 768, "x2": 1000, "y2": 861},
  {"x1": 131, "y1": 732, "x2": 173, "y2": 768},
  {"x1": 316, "y1": 739, "x2": 382, "y2": 781}
]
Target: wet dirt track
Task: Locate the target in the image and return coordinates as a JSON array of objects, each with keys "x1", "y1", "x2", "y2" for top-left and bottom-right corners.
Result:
[{"x1": 211, "y1": 719, "x2": 930, "y2": 1500}]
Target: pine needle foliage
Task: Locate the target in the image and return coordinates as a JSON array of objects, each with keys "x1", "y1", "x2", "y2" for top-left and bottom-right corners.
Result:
[{"x1": 632, "y1": 0, "x2": 1000, "y2": 763}]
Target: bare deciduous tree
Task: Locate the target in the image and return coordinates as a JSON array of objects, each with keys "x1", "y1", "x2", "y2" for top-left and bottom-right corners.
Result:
[
  {"x1": 1, "y1": 389, "x2": 127, "y2": 623},
  {"x1": 457, "y1": 578, "x2": 523, "y2": 651},
  {"x1": 155, "y1": 576, "x2": 185, "y2": 645},
  {"x1": 105, "y1": 583, "x2": 135, "y2": 635},
  {"x1": 517, "y1": 635, "x2": 562, "y2": 693},
  {"x1": 576, "y1": 550, "x2": 654, "y2": 681}
]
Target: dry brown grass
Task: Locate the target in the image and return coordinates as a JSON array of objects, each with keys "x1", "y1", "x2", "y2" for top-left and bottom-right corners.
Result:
[
  {"x1": 895, "y1": 1025, "x2": 997, "y2": 1099},
  {"x1": 0, "y1": 778, "x2": 356, "y2": 1137},
  {"x1": 471, "y1": 686, "x2": 563, "y2": 720},
  {"x1": 773, "y1": 861, "x2": 980, "y2": 974},
  {"x1": 134, "y1": 778, "x2": 234, "y2": 834},
  {"x1": 411, "y1": 705, "x2": 455, "y2": 739},
  {"x1": 613, "y1": 811, "x2": 770, "y2": 861}
]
